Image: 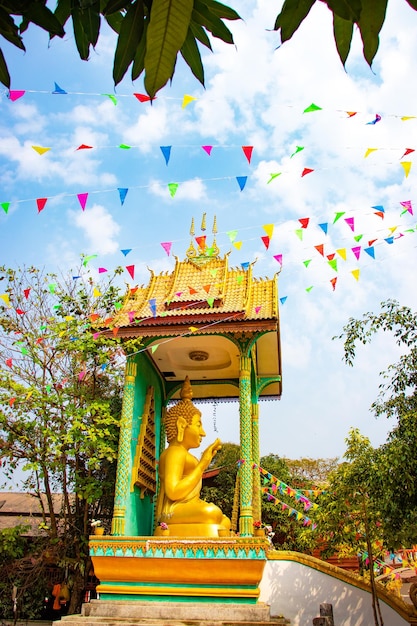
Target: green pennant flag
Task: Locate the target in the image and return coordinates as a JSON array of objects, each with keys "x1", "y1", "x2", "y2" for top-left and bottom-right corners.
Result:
[
  {"x1": 295, "y1": 229, "x2": 303, "y2": 240},
  {"x1": 1, "y1": 202, "x2": 10, "y2": 214},
  {"x1": 303, "y1": 103, "x2": 322, "y2": 113},
  {"x1": 168, "y1": 183, "x2": 178, "y2": 198},
  {"x1": 354, "y1": 234, "x2": 363, "y2": 242},
  {"x1": 303, "y1": 259, "x2": 312, "y2": 268},
  {"x1": 328, "y1": 259, "x2": 338, "y2": 272},
  {"x1": 114, "y1": 302, "x2": 122, "y2": 310},
  {"x1": 267, "y1": 173, "x2": 281, "y2": 184},
  {"x1": 306, "y1": 286, "x2": 314, "y2": 292},
  {"x1": 119, "y1": 144, "x2": 131, "y2": 149},
  {"x1": 207, "y1": 298, "x2": 214, "y2": 307},
  {"x1": 333, "y1": 212, "x2": 345, "y2": 223},
  {"x1": 151, "y1": 344, "x2": 159, "y2": 353}
]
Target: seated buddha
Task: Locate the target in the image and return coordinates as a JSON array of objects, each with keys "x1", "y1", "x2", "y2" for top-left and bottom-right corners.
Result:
[{"x1": 154, "y1": 376, "x2": 231, "y2": 537}]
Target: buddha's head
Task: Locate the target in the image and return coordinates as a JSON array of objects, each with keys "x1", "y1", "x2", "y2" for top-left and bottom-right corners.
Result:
[{"x1": 165, "y1": 376, "x2": 205, "y2": 447}]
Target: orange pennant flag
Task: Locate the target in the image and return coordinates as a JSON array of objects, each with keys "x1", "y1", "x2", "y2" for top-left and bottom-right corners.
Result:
[
  {"x1": 330, "y1": 277, "x2": 337, "y2": 291},
  {"x1": 314, "y1": 244, "x2": 324, "y2": 256},
  {"x1": 189, "y1": 287, "x2": 197, "y2": 295},
  {"x1": 203, "y1": 284, "x2": 211, "y2": 293}
]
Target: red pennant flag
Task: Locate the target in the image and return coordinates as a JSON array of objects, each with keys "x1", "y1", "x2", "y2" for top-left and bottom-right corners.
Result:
[
  {"x1": 195, "y1": 235, "x2": 206, "y2": 250},
  {"x1": 77, "y1": 193, "x2": 88, "y2": 211},
  {"x1": 261, "y1": 236, "x2": 270, "y2": 250},
  {"x1": 23, "y1": 288, "x2": 31, "y2": 299},
  {"x1": 401, "y1": 148, "x2": 415, "y2": 158},
  {"x1": 9, "y1": 397, "x2": 16, "y2": 407},
  {"x1": 314, "y1": 244, "x2": 324, "y2": 256},
  {"x1": 368, "y1": 239, "x2": 377, "y2": 246},
  {"x1": 134, "y1": 93, "x2": 152, "y2": 102},
  {"x1": 301, "y1": 168, "x2": 314, "y2": 177},
  {"x1": 299, "y1": 218, "x2": 310, "y2": 229},
  {"x1": 5, "y1": 358, "x2": 12, "y2": 367},
  {"x1": 126, "y1": 265, "x2": 135, "y2": 280},
  {"x1": 36, "y1": 198, "x2": 47, "y2": 213},
  {"x1": 16, "y1": 308, "x2": 25, "y2": 315},
  {"x1": 242, "y1": 146, "x2": 253, "y2": 164},
  {"x1": 327, "y1": 253, "x2": 335, "y2": 260},
  {"x1": 130, "y1": 287, "x2": 138, "y2": 295},
  {"x1": 76, "y1": 144, "x2": 93, "y2": 150},
  {"x1": 330, "y1": 277, "x2": 337, "y2": 291}
]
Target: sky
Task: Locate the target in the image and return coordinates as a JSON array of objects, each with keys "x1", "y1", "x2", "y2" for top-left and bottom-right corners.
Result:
[{"x1": 1, "y1": 1, "x2": 417, "y2": 464}]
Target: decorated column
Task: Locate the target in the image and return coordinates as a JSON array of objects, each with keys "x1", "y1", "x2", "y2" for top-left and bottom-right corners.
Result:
[
  {"x1": 251, "y1": 402, "x2": 261, "y2": 524},
  {"x1": 111, "y1": 358, "x2": 137, "y2": 536},
  {"x1": 239, "y1": 354, "x2": 254, "y2": 536}
]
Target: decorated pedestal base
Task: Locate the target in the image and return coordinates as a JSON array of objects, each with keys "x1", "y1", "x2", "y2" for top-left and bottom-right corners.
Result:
[{"x1": 90, "y1": 536, "x2": 268, "y2": 603}]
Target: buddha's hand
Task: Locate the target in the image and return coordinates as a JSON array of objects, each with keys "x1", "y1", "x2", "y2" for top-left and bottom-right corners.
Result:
[{"x1": 201, "y1": 438, "x2": 222, "y2": 470}]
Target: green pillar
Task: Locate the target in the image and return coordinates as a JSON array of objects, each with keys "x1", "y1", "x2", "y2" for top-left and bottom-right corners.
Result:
[
  {"x1": 251, "y1": 402, "x2": 261, "y2": 524},
  {"x1": 111, "y1": 358, "x2": 137, "y2": 536},
  {"x1": 239, "y1": 354, "x2": 253, "y2": 536}
]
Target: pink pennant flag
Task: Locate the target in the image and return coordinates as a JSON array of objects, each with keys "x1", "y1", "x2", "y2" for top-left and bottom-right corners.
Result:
[
  {"x1": 301, "y1": 168, "x2": 314, "y2": 177},
  {"x1": 351, "y1": 246, "x2": 361, "y2": 260},
  {"x1": 400, "y1": 200, "x2": 413, "y2": 215},
  {"x1": 128, "y1": 311, "x2": 135, "y2": 323},
  {"x1": 77, "y1": 193, "x2": 88, "y2": 211},
  {"x1": 9, "y1": 90, "x2": 26, "y2": 101},
  {"x1": 261, "y1": 236, "x2": 270, "y2": 250},
  {"x1": 299, "y1": 218, "x2": 309, "y2": 229},
  {"x1": 255, "y1": 306, "x2": 261, "y2": 314},
  {"x1": 36, "y1": 198, "x2": 47, "y2": 213},
  {"x1": 242, "y1": 146, "x2": 253, "y2": 164},
  {"x1": 78, "y1": 370, "x2": 86, "y2": 381},
  {"x1": 161, "y1": 242, "x2": 172, "y2": 256},
  {"x1": 273, "y1": 254, "x2": 283, "y2": 265},
  {"x1": 202, "y1": 145, "x2": 213, "y2": 156},
  {"x1": 344, "y1": 217, "x2": 355, "y2": 231},
  {"x1": 98, "y1": 267, "x2": 107, "y2": 273},
  {"x1": 126, "y1": 265, "x2": 135, "y2": 280}
]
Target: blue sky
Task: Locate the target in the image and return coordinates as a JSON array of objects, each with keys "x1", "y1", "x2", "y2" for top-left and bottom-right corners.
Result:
[{"x1": 1, "y1": 1, "x2": 417, "y2": 462}]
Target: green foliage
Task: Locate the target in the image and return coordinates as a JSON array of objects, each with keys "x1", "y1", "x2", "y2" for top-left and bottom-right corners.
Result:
[
  {"x1": 0, "y1": 262, "x2": 141, "y2": 612},
  {"x1": 2, "y1": 1, "x2": 413, "y2": 95},
  {"x1": 0, "y1": 525, "x2": 29, "y2": 561}
]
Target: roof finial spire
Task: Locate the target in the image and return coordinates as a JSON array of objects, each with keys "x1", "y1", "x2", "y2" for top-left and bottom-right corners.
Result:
[
  {"x1": 201, "y1": 213, "x2": 207, "y2": 232},
  {"x1": 190, "y1": 217, "x2": 195, "y2": 236},
  {"x1": 212, "y1": 215, "x2": 217, "y2": 235}
]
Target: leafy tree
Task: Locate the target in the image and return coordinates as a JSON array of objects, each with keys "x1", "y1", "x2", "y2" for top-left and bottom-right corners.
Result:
[
  {"x1": 1, "y1": 1, "x2": 416, "y2": 96},
  {"x1": 284, "y1": 456, "x2": 339, "y2": 486},
  {"x1": 335, "y1": 299, "x2": 417, "y2": 547},
  {"x1": 0, "y1": 263, "x2": 140, "y2": 614},
  {"x1": 315, "y1": 429, "x2": 385, "y2": 626}
]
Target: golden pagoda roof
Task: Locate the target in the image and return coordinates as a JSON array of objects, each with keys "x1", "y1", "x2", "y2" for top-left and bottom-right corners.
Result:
[{"x1": 113, "y1": 253, "x2": 279, "y2": 330}]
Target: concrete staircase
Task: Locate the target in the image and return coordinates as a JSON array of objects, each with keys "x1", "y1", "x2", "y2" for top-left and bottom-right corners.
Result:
[{"x1": 60, "y1": 600, "x2": 290, "y2": 626}]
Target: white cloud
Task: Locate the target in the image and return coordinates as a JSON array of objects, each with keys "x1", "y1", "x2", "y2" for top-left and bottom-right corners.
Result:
[{"x1": 71, "y1": 203, "x2": 121, "y2": 254}]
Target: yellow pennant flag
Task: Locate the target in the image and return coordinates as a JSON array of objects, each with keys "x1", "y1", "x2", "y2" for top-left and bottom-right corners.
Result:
[
  {"x1": 32, "y1": 145, "x2": 51, "y2": 155},
  {"x1": 93, "y1": 288, "x2": 101, "y2": 297},
  {"x1": 263, "y1": 223, "x2": 274, "y2": 239},
  {"x1": 0, "y1": 293, "x2": 11, "y2": 307},
  {"x1": 182, "y1": 94, "x2": 196, "y2": 108},
  {"x1": 400, "y1": 161, "x2": 412, "y2": 178},
  {"x1": 364, "y1": 148, "x2": 378, "y2": 158},
  {"x1": 388, "y1": 226, "x2": 398, "y2": 234},
  {"x1": 189, "y1": 327, "x2": 198, "y2": 333},
  {"x1": 336, "y1": 248, "x2": 347, "y2": 260},
  {"x1": 401, "y1": 116, "x2": 416, "y2": 121},
  {"x1": 351, "y1": 269, "x2": 360, "y2": 281},
  {"x1": 233, "y1": 241, "x2": 243, "y2": 250},
  {"x1": 151, "y1": 344, "x2": 159, "y2": 353}
]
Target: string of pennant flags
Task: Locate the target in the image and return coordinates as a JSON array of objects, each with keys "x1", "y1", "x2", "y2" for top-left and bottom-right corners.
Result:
[{"x1": 5, "y1": 86, "x2": 417, "y2": 122}]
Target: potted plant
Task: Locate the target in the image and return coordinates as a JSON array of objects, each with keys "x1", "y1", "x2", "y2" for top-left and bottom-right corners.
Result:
[
  {"x1": 253, "y1": 520, "x2": 265, "y2": 537},
  {"x1": 91, "y1": 519, "x2": 105, "y2": 535},
  {"x1": 159, "y1": 522, "x2": 169, "y2": 536}
]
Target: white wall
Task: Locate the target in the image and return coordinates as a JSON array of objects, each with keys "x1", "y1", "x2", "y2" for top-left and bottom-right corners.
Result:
[{"x1": 259, "y1": 559, "x2": 408, "y2": 626}]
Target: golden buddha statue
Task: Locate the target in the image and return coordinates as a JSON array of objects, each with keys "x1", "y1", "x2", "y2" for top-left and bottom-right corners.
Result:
[{"x1": 154, "y1": 376, "x2": 231, "y2": 537}]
